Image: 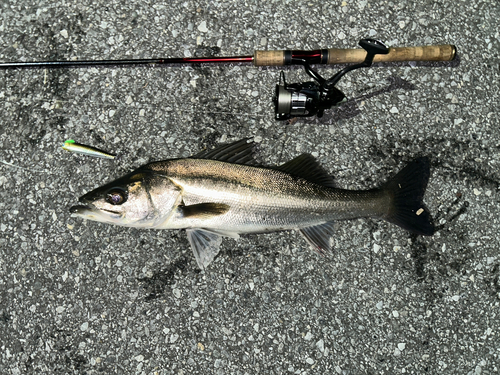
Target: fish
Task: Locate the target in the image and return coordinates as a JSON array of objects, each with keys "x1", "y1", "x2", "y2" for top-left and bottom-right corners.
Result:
[
  {"x1": 70, "y1": 139, "x2": 434, "y2": 269},
  {"x1": 62, "y1": 139, "x2": 115, "y2": 159}
]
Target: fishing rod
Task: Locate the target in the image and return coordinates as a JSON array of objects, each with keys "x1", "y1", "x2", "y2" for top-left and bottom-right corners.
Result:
[
  {"x1": 0, "y1": 42, "x2": 455, "y2": 69},
  {"x1": 0, "y1": 39, "x2": 456, "y2": 120}
]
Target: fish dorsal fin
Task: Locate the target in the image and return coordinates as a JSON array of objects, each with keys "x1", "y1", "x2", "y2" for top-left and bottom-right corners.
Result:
[
  {"x1": 191, "y1": 138, "x2": 257, "y2": 165},
  {"x1": 277, "y1": 154, "x2": 336, "y2": 188},
  {"x1": 299, "y1": 221, "x2": 336, "y2": 255},
  {"x1": 186, "y1": 228, "x2": 223, "y2": 270}
]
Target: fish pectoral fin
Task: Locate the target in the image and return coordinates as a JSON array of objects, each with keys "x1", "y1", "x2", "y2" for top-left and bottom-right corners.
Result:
[
  {"x1": 187, "y1": 228, "x2": 224, "y2": 270},
  {"x1": 277, "y1": 154, "x2": 336, "y2": 188},
  {"x1": 179, "y1": 203, "x2": 230, "y2": 219},
  {"x1": 299, "y1": 221, "x2": 336, "y2": 255}
]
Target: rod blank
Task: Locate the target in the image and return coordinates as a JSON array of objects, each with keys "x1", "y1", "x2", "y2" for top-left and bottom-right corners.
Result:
[{"x1": 0, "y1": 56, "x2": 254, "y2": 69}]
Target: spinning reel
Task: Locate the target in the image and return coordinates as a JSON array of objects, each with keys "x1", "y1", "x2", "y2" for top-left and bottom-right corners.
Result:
[{"x1": 274, "y1": 39, "x2": 390, "y2": 120}]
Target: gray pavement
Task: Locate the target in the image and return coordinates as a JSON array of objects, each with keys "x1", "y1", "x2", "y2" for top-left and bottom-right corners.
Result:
[{"x1": 1, "y1": 0, "x2": 499, "y2": 374}]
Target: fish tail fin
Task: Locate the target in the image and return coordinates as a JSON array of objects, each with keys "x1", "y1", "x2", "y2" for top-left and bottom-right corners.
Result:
[{"x1": 382, "y1": 157, "x2": 435, "y2": 236}]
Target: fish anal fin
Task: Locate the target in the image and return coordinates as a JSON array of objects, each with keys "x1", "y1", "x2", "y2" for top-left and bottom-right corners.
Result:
[
  {"x1": 299, "y1": 221, "x2": 336, "y2": 255},
  {"x1": 186, "y1": 228, "x2": 223, "y2": 270},
  {"x1": 278, "y1": 154, "x2": 336, "y2": 188},
  {"x1": 179, "y1": 203, "x2": 230, "y2": 219}
]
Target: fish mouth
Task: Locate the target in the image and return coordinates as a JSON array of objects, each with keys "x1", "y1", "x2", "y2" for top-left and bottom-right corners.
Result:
[
  {"x1": 69, "y1": 204, "x2": 93, "y2": 215},
  {"x1": 69, "y1": 204, "x2": 122, "y2": 218}
]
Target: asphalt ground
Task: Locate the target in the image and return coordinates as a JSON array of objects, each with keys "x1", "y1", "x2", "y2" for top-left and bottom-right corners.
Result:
[{"x1": 1, "y1": 0, "x2": 499, "y2": 374}]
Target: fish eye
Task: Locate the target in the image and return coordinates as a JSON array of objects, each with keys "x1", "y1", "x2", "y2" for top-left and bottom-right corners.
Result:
[{"x1": 106, "y1": 189, "x2": 127, "y2": 205}]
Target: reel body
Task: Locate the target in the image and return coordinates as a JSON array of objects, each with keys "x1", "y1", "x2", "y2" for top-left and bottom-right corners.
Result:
[{"x1": 274, "y1": 39, "x2": 389, "y2": 120}]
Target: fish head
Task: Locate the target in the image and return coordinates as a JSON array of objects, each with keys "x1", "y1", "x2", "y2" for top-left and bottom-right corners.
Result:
[{"x1": 70, "y1": 170, "x2": 181, "y2": 227}]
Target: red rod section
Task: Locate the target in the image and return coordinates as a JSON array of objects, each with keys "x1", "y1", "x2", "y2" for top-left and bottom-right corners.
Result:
[
  {"x1": 179, "y1": 56, "x2": 254, "y2": 64},
  {"x1": 290, "y1": 50, "x2": 326, "y2": 64}
]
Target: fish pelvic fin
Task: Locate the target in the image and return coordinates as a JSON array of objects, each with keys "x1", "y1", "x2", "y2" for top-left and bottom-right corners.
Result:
[
  {"x1": 186, "y1": 228, "x2": 240, "y2": 270},
  {"x1": 187, "y1": 228, "x2": 223, "y2": 270},
  {"x1": 382, "y1": 157, "x2": 435, "y2": 236}
]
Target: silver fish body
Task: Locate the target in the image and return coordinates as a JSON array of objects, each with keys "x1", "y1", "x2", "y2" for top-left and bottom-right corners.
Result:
[
  {"x1": 152, "y1": 158, "x2": 387, "y2": 232},
  {"x1": 70, "y1": 139, "x2": 434, "y2": 269}
]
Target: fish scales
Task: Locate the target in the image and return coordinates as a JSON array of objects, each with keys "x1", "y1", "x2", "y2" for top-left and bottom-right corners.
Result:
[{"x1": 151, "y1": 158, "x2": 389, "y2": 231}]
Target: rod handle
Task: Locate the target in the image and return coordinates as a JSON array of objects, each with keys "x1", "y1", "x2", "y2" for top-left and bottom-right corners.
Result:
[
  {"x1": 254, "y1": 44, "x2": 456, "y2": 66},
  {"x1": 327, "y1": 44, "x2": 456, "y2": 64},
  {"x1": 253, "y1": 50, "x2": 286, "y2": 66}
]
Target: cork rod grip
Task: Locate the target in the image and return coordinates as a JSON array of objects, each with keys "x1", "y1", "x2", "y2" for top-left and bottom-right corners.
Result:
[
  {"x1": 253, "y1": 50, "x2": 285, "y2": 66},
  {"x1": 327, "y1": 44, "x2": 456, "y2": 64}
]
